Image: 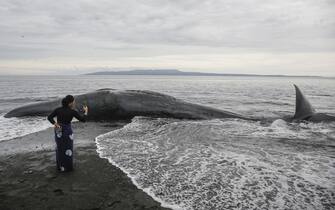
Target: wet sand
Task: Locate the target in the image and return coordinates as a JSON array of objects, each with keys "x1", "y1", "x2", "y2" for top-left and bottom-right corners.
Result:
[{"x1": 0, "y1": 122, "x2": 171, "y2": 210}]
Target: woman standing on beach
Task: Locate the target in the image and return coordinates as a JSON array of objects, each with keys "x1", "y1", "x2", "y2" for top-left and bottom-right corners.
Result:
[{"x1": 47, "y1": 95, "x2": 88, "y2": 172}]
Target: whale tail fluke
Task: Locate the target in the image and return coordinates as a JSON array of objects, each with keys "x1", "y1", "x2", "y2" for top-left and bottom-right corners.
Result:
[{"x1": 293, "y1": 84, "x2": 315, "y2": 120}]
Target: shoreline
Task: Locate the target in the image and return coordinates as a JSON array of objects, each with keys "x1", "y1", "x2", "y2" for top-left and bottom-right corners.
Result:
[
  {"x1": 95, "y1": 135, "x2": 182, "y2": 210},
  {"x1": 0, "y1": 122, "x2": 171, "y2": 210}
]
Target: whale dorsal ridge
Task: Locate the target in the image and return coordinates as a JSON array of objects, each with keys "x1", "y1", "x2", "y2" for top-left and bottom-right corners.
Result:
[{"x1": 293, "y1": 84, "x2": 315, "y2": 120}]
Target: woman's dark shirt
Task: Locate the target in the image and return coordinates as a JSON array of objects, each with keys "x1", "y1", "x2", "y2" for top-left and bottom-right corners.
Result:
[{"x1": 47, "y1": 107, "x2": 86, "y2": 124}]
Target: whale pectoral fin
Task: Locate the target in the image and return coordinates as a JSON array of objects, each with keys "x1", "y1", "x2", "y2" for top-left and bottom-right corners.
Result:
[{"x1": 293, "y1": 84, "x2": 315, "y2": 120}]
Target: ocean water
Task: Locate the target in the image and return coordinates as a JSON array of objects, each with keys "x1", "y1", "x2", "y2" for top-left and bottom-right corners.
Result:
[{"x1": 1, "y1": 75, "x2": 335, "y2": 209}]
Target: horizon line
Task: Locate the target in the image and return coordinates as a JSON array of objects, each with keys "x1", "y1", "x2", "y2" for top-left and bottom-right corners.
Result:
[{"x1": 1, "y1": 69, "x2": 335, "y2": 78}]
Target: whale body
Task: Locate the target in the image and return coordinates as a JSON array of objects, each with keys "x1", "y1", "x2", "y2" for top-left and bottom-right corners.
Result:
[
  {"x1": 4, "y1": 89, "x2": 255, "y2": 121},
  {"x1": 4, "y1": 86, "x2": 335, "y2": 123}
]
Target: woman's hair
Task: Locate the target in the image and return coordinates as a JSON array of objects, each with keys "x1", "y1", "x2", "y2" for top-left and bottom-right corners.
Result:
[{"x1": 61, "y1": 95, "x2": 75, "y2": 107}]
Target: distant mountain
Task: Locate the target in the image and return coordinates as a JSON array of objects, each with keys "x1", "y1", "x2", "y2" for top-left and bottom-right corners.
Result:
[
  {"x1": 85, "y1": 69, "x2": 324, "y2": 78},
  {"x1": 86, "y1": 69, "x2": 195, "y2": 75}
]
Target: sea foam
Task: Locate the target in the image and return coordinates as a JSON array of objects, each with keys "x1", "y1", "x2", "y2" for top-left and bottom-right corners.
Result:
[{"x1": 96, "y1": 116, "x2": 335, "y2": 210}]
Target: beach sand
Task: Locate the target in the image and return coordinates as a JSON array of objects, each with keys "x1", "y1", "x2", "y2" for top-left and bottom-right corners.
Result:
[{"x1": 0, "y1": 122, "x2": 171, "y2": 210}]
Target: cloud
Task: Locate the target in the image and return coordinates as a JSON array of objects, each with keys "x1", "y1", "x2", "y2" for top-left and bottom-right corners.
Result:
[{"x1": 0, "y1": 0, "x2": 334, "y2": 75}]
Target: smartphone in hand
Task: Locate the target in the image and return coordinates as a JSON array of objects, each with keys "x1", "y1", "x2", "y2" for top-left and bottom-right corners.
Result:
[{"x1": 78, "y1": 104, "x2": 85, "y2": 113}]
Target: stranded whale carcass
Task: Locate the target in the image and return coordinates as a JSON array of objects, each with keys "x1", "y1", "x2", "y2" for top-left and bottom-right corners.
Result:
[
  {"x1": 4, "y1": 89, "x2": 255, "y2": 121},
  {"x1": 4, "y1": 86, "x2": 335, "y2": 122}
]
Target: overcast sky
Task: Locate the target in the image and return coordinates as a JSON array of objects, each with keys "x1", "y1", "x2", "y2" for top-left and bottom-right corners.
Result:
[{"x1": 0, "y1": 0, "x2": 334, "y2": 76}]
